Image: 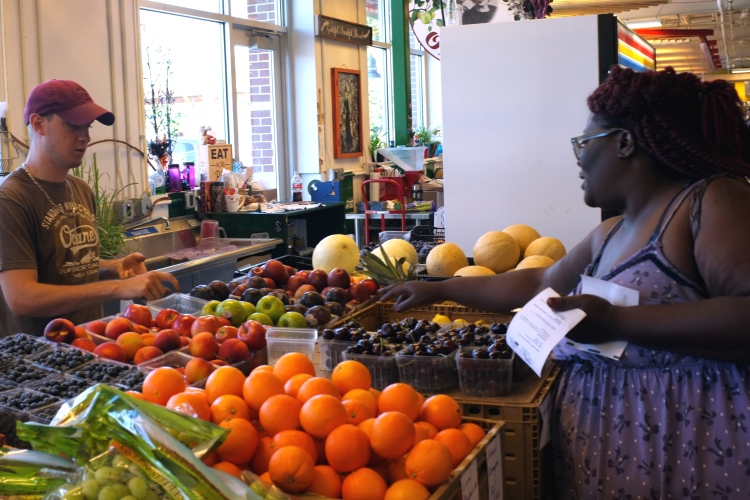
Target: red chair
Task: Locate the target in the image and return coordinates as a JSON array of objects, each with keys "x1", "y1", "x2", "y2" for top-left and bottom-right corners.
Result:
[{"x1": 361, "y1": 179, "x2": 406, "y2": 246}]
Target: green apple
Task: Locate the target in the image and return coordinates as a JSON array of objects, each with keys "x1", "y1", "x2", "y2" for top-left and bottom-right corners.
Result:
[
  {"x1": 255, "y1": 295, "x2": 286, "y2": 324},
  {"x1": 277, "y1": 311, "x2": 308, "y2": 328},
  {"x1": 216, "y1": 299, "x2": 247, "y2": 327},
  {"x1": 248, "y1": 312, "x2": 273, "y2": 326},
  {"x1": 240, "y1": 301, "x2": 256, "y2": 319},
  {"x1": 200, "y1": 300, "x2": 221, "y2": 317}
]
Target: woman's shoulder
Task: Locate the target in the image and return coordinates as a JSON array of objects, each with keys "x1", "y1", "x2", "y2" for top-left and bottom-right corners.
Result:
[{"x1": 697, "y1": 175, "x2": 750, "y2": 213}]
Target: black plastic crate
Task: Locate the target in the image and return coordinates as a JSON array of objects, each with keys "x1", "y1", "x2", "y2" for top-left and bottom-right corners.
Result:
[
  {"x1": 235, "y1": 254, "x2": 313, "y2": 278},
  {"x1": 409, "y1": 225, "x2": 445, "y2": 243}
]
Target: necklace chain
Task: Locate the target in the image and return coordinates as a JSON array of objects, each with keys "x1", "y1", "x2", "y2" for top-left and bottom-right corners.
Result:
[{"x1": 22, "y1": 163, "x2": 78, "y2": 214}]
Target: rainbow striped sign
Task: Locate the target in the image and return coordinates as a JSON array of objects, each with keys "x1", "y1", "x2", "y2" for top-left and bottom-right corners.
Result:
[{"x1": 617, "y1": 23, "x2": 655, "y2": 72}]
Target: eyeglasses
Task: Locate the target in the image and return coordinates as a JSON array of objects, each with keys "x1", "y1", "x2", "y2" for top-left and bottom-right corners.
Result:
[{"x1": 570, "y1": 128, "x2": 626, "y2": 160}]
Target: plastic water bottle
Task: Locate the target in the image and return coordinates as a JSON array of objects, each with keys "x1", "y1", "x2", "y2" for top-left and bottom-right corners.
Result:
[{"x1": 292, "y1": 171, "x2": 303, "y2": 202}]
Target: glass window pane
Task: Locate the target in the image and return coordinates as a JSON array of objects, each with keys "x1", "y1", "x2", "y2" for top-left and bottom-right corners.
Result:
[
  {"x1": 368, "y1": 46, "x2": 390, "y2": 145},
  {"x1": 234, "y1": 46, "x2": 278, "y2": 189},
  {"x1": 366, "y1": 0, "x2": 388, "y2": 43},
  {"x1": 230, "y1": 0, "x2": 280, "y2": 24},
  {"x1": 410, "y1": 54, "x2": 424, "y2": 131},
  {"x1": 141, "y1": 10, "x2": 228, "y2": 172},
  {"x1": 409, "y1": 26, "x2": 420, "y2": 51},
  {"x1": 146, "y1": 0, "x2": 221, "y2": 14}
]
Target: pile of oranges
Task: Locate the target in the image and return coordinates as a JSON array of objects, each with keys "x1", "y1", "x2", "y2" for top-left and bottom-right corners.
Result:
[{"x1": 130, "y1": 353, "x2": 486, "y2": 500}]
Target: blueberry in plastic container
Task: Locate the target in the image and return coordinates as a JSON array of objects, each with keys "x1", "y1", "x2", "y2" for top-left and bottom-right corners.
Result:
[{"x1": 31, "y1": 346, "x2": 95, "y2": 371}]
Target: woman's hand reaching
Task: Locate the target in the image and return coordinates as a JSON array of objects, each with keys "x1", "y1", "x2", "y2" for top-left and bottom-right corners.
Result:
[
  {"x1": 377, "y1": 281, "x2": 444, "y2": 311},
  {"x1": 547, "y1": 294, "x2": 619, "y2": 344}
]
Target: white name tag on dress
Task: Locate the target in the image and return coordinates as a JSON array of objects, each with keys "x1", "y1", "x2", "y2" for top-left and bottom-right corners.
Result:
[{"x1": 561, "y1": 276, "x2": 639, "y2": 360}]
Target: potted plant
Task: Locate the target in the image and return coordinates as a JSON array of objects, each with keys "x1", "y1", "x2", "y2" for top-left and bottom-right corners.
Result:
[
  {"x1": 143, "y1": 45, "x2": 179, "y2": 166},
  {"x1": 368, "y1": 129, "x2": 386, "y2": 162},
  {"x1": 413, "y1": 124, "x2": 441, "y2": 158}
]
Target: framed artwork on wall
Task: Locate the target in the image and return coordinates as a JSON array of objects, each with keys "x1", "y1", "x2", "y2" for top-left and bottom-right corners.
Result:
[{"x1": 331, "y1": 67, "x2": 363, "y2": 159}]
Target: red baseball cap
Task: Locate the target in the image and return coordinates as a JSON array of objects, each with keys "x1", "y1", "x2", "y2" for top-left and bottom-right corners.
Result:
[{"x1": 23, "y1": 79, "x2": 115, "y2": 126}]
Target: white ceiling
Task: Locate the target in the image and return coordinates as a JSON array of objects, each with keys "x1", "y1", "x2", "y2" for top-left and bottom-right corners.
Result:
[{"x1": 550, "y1": 0, "x2": 750, "y2": 78}]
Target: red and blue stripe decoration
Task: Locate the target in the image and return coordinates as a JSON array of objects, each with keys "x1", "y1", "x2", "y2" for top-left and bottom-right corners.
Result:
[{"x1": 618, "y1": 23, "x2": 656, "y2": 72}]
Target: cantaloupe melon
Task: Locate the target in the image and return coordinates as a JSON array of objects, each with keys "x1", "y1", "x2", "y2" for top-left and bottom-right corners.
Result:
[
  {"x1": 516, "y1": 255, "x2": 555, "y2": 270},
  {"x1": 425, "y1": 243, "x2": 469, "y2": 276},
  {"x1": 312, "y1": 234, "x2": 360, "y2": 273},
  {"x1": 454, "y1": 266, "x2": 495, "y2": 277},
  {"x1": 524, "y1": 237, "x2": 567, "y2": 262},
  {"x1": 473, "y1": 231, "x2": 520, "y2": 273},
  {"x1": 502, "y1": 224, "x2": 541, "y2": 254},
  {"x1": 374, "y1": 238, "x2": 418, "y2": 267}
]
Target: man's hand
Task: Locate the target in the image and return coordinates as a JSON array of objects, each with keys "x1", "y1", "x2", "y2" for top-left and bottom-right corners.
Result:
[
  {"x1": 119, "y1": 271, "x2": 180, "y2": 302},
  {"x1": 117, "y1": 252, "x2": 148, "y2": 279},
  {"x1": 546, "y1": 294, "x2": 619, "y2": 344}
]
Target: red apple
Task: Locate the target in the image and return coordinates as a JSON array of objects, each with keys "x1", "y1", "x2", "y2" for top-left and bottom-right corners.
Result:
[
  {"x1": 104, "y1": 317, "x2": 134, "y2": 341},
  {"x1": 262, "y1": 259, "x2": 290, "y2": 286},
  {"x1": 307, "y1": 269, "x2": 328, "y2": 292},
  {"x1": 229, "y1": 284, "x2": 248, "y2": 298},
  {"x1": 155, "y1": 309, "x2": 180, "y2": 330},
  {"x1": 238, "y1": 320, "x2": 267, "y2": 350},
  {"x1": 123, "y1": 303, "x2": 153, "y2": 327},
  {"x1": 217, "y1": 317, "x2": 232, "y2": 328},
  {"x1": 85, "y1": 320, "x2": 108, "y2": 336},
  {"x1": 286, "y1": 275, "x2": 308, "y2": 296},
  {"x1": 295, "y1": 270, "x2": 311, "y2": 281},
  {"x1": 153, "y1": 329, "x2": 182, "y2": 353},
  {"x1": 347, "y1": 283, "x2": 371, "y2": 303},
  {"x1": 215, "y1": 325, "x2": 239, "y2": 344},
  {"x1": 172, "y1": 314, "x2": 197, "y2": 337},
  {"x1": 43, "y1": 318, "x2": 76, "y2": 344},
  {"x1": 133, "y1": 346, "x2": 164, "y2": 365},
  {"x1": 94, "y1": 342, "x2": 127, "y2": 363},
  {"x1": 180, "y1": 336, "x2": 190, "y2": 347},
  {"x1": 189, "y1": 332, "x2": 219, "y2": 360},
  {"x1": 249, "y1": 267, "x2": 265, "y2": 277},
  {"x1": 294, "y1": 284, "x2": 317, "y2": 299},
  {"x1": 285, "y1": 265, "x2": 297, "y2": 276},
  {"x1": 71, "y1": 338, "x2": 96, "y2": 352},
  {"x1": 190, "y1": 315, "x2": 222, "y2": 337},
  {"x1": 327, "y1": 268, "x2": 351, "y2": 290},
  {"x1": 185, "y1": 357, "x2": 215, "y2": 384},
  {"x1": 218, "y1": 338, "x2": 251, "y2": 364},
  {"x1": 360, "y1": 278, "x2": 380, "y2": 295},
  {"x1": 263, "y1": 277, "x2": 277, "y2": 289}
]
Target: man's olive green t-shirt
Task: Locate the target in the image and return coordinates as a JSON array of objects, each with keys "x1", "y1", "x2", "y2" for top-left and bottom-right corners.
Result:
[{"x1": 0, "y1": 169, "x2": 102, "y2": 337}]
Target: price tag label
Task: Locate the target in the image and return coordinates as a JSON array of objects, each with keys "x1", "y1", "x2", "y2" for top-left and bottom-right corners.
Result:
[
  {"x1": 486, "y1": 431, "x2": 503, "y2": 500},
  {"x1": 460, "y1": 460, "x2": 479, "y2": 500}
]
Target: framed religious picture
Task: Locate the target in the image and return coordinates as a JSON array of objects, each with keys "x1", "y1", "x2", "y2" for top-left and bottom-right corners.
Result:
[{"x1": 331, "y1": 68, "x2": 363, "y2": 159}]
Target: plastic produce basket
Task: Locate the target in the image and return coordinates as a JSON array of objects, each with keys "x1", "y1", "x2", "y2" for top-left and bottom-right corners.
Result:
[
  {"x1": 455, "y1": 347, "x2": 514, "y2": 397},
  {"x1": 148, "y1": 293, "x2": 208, "y2": 315},
  {"x1": 265, "y1": 327, "x2": 317, "y2": 365},
  {"x1": 28, "y1": 345, "x2": 96, "y2": 373},
  {"x1": 0, "y1": 361, "x2": 56, "y2": 386},
  {"x1": 395, "y1": 348, "x2": 458, "y2": 392},
  {"x1": 342, "y1": 351, "x2": 399, "y2": 390},
  {"x1": 0, "y1": 388, "x2": 61, "y2": 447},
  {"x1": 68, "y1": 359, "x2": 137, "y2": 386},
  {"x1": 0, "y1": 333, "x2": 53, "y2": 359},
  {"x1": 28, "y1": 374, "x2": 93, "y2": 400},
  {"x1": 317, "y1": 338, "x2": 353, "y2": 372}
]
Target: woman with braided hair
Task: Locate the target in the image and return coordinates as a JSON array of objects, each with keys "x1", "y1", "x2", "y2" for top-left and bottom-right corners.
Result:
[{"x1": 379, "y1": 66, "x2": 750, "y2": 497}]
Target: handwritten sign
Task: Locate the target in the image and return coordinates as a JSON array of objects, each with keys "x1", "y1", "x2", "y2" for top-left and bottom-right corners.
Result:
[
  {"x1": 486, "y1": 432, "x2": 504, "y2": 500},
  {"x1": 459, "y1": 460, "x2": 479, "y2": 500},
  {"x1": 208, "y1": 144, "x2": 233, "y2": 181},
  {"x1": 316, "y1": 15, "x2": 372, "y2": 46}
]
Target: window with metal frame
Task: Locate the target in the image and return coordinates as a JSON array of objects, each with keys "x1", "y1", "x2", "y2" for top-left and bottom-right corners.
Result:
[{"x1": 366, "y1": 0, "x2": 394, "y2": 147}]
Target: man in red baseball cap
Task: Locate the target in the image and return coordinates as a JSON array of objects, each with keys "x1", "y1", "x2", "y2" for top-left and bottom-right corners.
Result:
[{"x1": 0, "y1": 79, "x2": 178, "y2": 337}]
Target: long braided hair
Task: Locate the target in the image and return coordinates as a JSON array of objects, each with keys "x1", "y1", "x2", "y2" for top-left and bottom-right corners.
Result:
[{"x1": 587, "y1": 66, "x2": 750, "y2": 179}]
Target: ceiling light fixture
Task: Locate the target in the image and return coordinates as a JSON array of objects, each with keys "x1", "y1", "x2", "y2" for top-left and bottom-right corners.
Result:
[
  {"x1": 732, "y1": 68, "x2": 750, "y2": 73},
  {"x1": 625, "y1": 19, "x2": 663, "y2": 29}
]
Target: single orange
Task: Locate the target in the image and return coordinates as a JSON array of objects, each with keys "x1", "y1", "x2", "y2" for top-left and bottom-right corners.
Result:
[
  {"x1": 299, "y1": 394, "x2": 347, "y2": 439},
  {"x1": 142, "y1": 367, "x2": 186, "y2": 406},
  {"x1": 331, "y1": 359, "x2": 371, "y2": 394},
  {"x1": 210, "y1": 394, "x2": 251, "y2": 424},
  {"x1": 306, "y1": 465, "x2": 342, "y2": 499},
  {"x1": 272, "y1": 352, "x2": 316, "y2": 385},
  {"x1": 284, "y1": 373, "x2": 313, "y2": 399},
  {"x1": 296, "y1": 376, "x2": 341, "y2": 404},
  {"x1": 166, "y1": 391, "x2": 210, "y2": 421},
  {"x1": 341, "y1": 467, "x2": 387, "y2": 500},
  {"x1": 243, "y1": 370, "x2": 285, "y2": 413},
  {"x1": 249, "y1": 436, "x2": 276, "y2": 475},
  {"x1": 259, "y1": 471, "x2": 272, "y2": 484},
  {"x1": 212, "y1": 461, "x2": 242, "y2": 478},
  {"x1": 216, "y1": 418, "x2": 259, "y2": 465},
  {"x1": 414, "y1": 421, "x2": 439, "y2": 446},
  {"x1": 388, "y1": 455, "x2": 409, "y2": 484},
  {"x1": 385, "y1": 479, "x2": 431, "y2": 500},
  {"x1": 377, "y1": 383, "x2": 421, "y2": 421},
  {"x1": 205, "y1": 366, "x2": 246, "y2": 404},
  {"x1": 324, "y1": 424, "x2": 370, "y2": 473},
  {"x1": 273, "y1": 429, "x2": 319, "y2": 464},
  {"x1": 343, "y1": 388, "x2": 378, "y2": 416},
  {"x1": 201, "y1": 451, "x2": 220, "y2": 466},
  {"x1": 435, "y1": 428, "x2": 473, "y2": 468},
  {"x1": 251, "y1": 364, "x2": 274, "y2": 375},
  {"x1": 419, "y1": 394, "x2": 462, "y2": 430},
  {"x1": 357, "y1": 417, "x2": 387, "y2": 466},
  {"x1": 125, "y1": 390, "x2": 145, "y2": 401},
  {"x1": 459, "y1": 422, "x2": 486, "y2": 447},
  {"x1": 342, "y1": 397, "x2": 374, "y2": 425},
  {"x1": 404, "y1": 439, "x2": 453, "y2": 489},
  {"x1": 370, "y1": 411, "x2": 415, "y2": 460},
  {"x1": 267, "y1": 445, "x2": 315, "y2": 494},
  {"x1": 259, "y1": 394, "x2": 301, "y2": 436}
]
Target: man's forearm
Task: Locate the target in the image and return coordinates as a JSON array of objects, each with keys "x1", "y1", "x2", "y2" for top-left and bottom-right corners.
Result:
[
  {"x1": 98, "y1": 258, "x2": 123, "y2": 280},
  {"x1": 7, "y1": 280, "x2": 122, "y2": 319}
]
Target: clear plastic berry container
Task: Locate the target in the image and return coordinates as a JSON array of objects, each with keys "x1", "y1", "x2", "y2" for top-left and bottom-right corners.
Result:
[
  {"x1": 148, "y1": 294, "x2": 208, "y2": 315},
  {"x1": 27, "y1": 401, "x2": 64, "y2": 424},
  {"x1": 455, "y1": 346, "x2": 514, "y2": 397},
  {"x1": 0, "y1": 388, "x2": 61, "y2": 447},
  {"x1": 28, "y1": 374, "x2": 93, "y2": 401},
  {"x1": 318, "y1": 338, "x2": 355, "y2": 372},
  {"x1": 28, "y1": 345, "x2": 96, "y2": 373},
  {"x1": 0, "y1": 333, "x2": 53, "y2": 359},
  {"x1": 395, "y1": 348, "x2": 458, "y2": 393},
  {"x1": 0, "y1": 361, "x2": 56, "y2": 386},
  {"x1": 342, "y1": 350, "x2": 400, "y2": 390},
  {"x1": 265, "y1": 327, "x2": 317, "y2": 365},
  {"x1": 68, "y1": 359, "x2": 137, "y2": 386}
]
